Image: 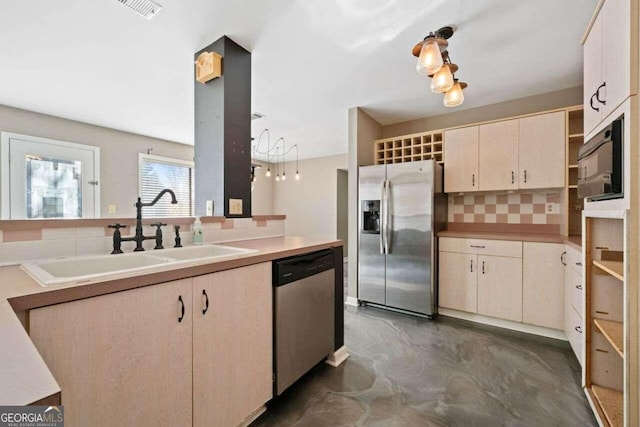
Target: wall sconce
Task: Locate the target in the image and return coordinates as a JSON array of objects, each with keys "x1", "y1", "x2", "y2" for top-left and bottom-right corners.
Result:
[{"x1": 413, "y1": 26, "x2": 467, "y2": 107}]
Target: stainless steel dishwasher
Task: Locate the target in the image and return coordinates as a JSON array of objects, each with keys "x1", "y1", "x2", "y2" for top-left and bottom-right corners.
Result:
[{"x1": 273, "y1": 249, "x2": 335, "y2": 396}]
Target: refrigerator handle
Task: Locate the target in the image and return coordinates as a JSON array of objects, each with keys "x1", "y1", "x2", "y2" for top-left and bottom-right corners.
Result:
[
  {"x1": 380, "y1": 181, "x2": 386, "y2": 254},
  {"x1": 384, "y1": 180, "x2": 391, "y2": 254}
]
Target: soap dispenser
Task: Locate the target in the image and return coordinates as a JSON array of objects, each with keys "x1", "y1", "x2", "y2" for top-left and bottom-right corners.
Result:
[{"x1": 192, "y1": 217, "x2": 204, "y2": 245}]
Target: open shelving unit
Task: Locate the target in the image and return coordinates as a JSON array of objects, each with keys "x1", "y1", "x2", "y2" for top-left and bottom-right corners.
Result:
[
  {"x1": 565, "y1": 106, "x2": 584, "y2": 236},
  {"x1": 583, "y1": 212, "x2": 630, "y2": 427},
  {"x1": 374, "y1": 130, "x2": 444, "y2": 165}
]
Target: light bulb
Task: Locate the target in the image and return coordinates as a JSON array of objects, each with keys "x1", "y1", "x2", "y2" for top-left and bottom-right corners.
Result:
[
  {"x1": 431, "y1": 64, "x2": 454, "y2": 93},
  {"x1": 266, "y1": 169, "x2": 271, "y2": 177},
  {"x1": 295, "y1": 171, "x2": 300, "y2": 180},
  {"x1": 275, "y1": 175, "x2": 280, "y2": 182},
  {"x1": 416, "y1": 39, "x2": 443, "y2": 76},
  {"x1": 282, "y1": 172, "x2": 286, "y2": 181},
  {"x1": 443, "y1": 81, "x2": 465, "y2": 107}
]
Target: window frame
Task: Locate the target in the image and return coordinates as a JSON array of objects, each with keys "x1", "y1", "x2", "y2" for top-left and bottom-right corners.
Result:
[
  {"x1": 138, "y1": 153, "x2": 194, "y2": 218},
  {"x1": 1, "y1": 132, "x2": 101, "y2": 219}
]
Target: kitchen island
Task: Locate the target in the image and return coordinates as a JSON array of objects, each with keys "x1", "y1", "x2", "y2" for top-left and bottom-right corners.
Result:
[{"x1": 0, "y1": 236, "x2": 345, "y2": 426}]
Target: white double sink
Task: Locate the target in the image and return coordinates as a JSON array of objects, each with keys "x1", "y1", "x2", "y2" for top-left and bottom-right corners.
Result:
[{"x1": 21, "y1": 244, "x2": 257, "y2": 287}]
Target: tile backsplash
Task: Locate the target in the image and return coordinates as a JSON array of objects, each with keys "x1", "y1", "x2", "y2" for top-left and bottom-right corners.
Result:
[
  {"x1": 448, "y1": 192, "x2": 561, "y2": 225},
  {"x1": 0, "y1": 218, "x2": 285, "y2": 265}
]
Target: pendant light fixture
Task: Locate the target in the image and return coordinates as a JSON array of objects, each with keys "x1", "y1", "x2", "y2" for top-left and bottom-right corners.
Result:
[
  {"x1": 443, "y1": 79, "x2": 467, "y2": 107},
  {"x1": 414, "y1": 28, "x2": 451, "y2": 76},
  {"x1": 413, "y1": 26, "x2": 468, "y2": 107},
  {"x1": 252, "y1": 131, "x2": 302, "y2": 183}
]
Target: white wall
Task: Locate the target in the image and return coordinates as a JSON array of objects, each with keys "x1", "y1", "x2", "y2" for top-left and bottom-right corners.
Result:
[
  {"x1": 274, "y1": 154, "x2": 348, "y2": 239},
  {"x1": 250, "y1": 160, "x2": 275, "y2": 215},
  {"x1": 0, "y1": 104, "x2": 193, "y2": 218}
]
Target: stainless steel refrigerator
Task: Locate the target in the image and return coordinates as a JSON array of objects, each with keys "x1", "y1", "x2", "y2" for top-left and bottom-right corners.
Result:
[{"x1": 358, "y1": 160, "x2": 446, "y2": 317}]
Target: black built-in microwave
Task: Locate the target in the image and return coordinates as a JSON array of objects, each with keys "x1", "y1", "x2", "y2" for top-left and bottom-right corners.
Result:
[{"x1": 577, "y1": 116, "x2": 623, "y2": 201}]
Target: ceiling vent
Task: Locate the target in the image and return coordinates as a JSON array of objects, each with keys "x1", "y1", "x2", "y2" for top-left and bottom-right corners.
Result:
[
  {"x1": 251, "y1": 112, "x2": 265, "y2": 121},
  {"x1": 116, "y1": 0, "x2": 163, "y2": 19}
]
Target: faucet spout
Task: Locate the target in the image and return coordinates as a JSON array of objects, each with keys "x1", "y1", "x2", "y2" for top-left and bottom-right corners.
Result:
[{"x1": 140, "y1": 188, "x2": 178, "y2": 207}]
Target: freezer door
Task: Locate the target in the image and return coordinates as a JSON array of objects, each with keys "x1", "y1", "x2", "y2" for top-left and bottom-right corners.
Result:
[
  {"x1": 385, "y1": 160, "x2": 435, "y2": 315},
  {"x1": 358, "y1": 165, "x2": 386, "y2": 305}
]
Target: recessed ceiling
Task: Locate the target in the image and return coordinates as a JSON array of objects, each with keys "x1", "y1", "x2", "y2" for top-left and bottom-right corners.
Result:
[{"x1": 0, "y1": 0, "x2": 596, "y2": 160}]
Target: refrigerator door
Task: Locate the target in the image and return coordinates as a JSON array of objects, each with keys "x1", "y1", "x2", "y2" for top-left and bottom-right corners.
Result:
[
  {"x1": 358, "y1": 165, "x2": 386, "y2": 305},
  {"x1": 385, "y1": 160, "x2": 435, "y2": 315}
]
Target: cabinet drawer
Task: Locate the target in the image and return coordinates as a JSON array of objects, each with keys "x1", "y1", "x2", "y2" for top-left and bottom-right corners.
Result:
[
  {"x1": 440, "y1": 237, "x2": 522, "y2": 258},
  {"x1": 565, "y1": 304, "x2": 584, "y2": 366},
  {"x1": 565, "y1": 246, "x2": 582, "y2": 272},
  {"x1": 570, "y1": 268, "x2": 584, "y2": 318}
]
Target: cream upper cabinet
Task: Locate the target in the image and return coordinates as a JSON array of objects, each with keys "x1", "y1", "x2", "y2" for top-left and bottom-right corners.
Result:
[
  {"x1": 584, "y1": 0, "x2": 634, "y2": 136},
  {"x1": 30, "y1": 279, "x2": 194, "y2": 427},
  {"x1": 439, "y1": 251, "x2": 477, "y2": 313},
  {"x1": 444, "y1": 126, "x2": 479, "y2": 193},
  {"x1": 477, "y1": 255, "x2": 523, "y2": 322},
  {"x1": 193, "y1": 263, "x2": 273, "y2": 427},
  {"x1": 522, "y1": 242, "x2": 565, "y2": 330},
  {"x1": 583, "y1": 11, "x2": 603, "y2": 136},
  {"x1": 518, "y1": 112, "x2": 565, "y2": 189},
  {"x1": 478, "y1": 120, "x2": 519, "y2": 191}
]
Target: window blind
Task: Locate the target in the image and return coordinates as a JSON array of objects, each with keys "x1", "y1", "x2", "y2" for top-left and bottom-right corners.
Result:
[{"x1": 139, "y1": 155, "x2": 194, "y2": 217}]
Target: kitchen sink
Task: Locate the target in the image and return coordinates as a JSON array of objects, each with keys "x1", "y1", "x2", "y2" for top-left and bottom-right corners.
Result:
[
  {"x1": 156, "y1": 244, "x2": 256, "y2": 261},
  {"x1": 21, "y1": 244, "x2": 257, "y2": 287}
]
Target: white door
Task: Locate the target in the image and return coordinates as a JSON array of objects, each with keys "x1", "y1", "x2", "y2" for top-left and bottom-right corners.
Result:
[
  {"x1": 477, "y1": 255, "x2": 523, "y2": 322},
  {"x1": 439, "y1": 251, "x2": 477, "y2": 313},
  {"x1": 601, "y1": 0, "x2": 632, "y2": 118},
  {"x1": 518, "y1": 112, "x2": 565, "y2": 189},
  {"x1": 443, "y1": 126, "x2": 479, "y2": 193},
  {"x1": 583, "y1": 11, "x2": 602, "y2": 136},
  {"x1": 1, "y1": 133, "x2": 100, "y2": 218},
  {"x1": 478, "y1": 120, "x2": 519, "y2": 191},
  {"x1": 522, "y1": 242, "x2": 564, "y2": 330}
]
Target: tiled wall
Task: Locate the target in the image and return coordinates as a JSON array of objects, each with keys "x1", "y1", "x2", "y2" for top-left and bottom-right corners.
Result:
[
  {"x1": 0, "y1": 218, "x2": 285, "y2": 265},
  {"x1": 448, "y1": 192, "x2": 561, "y2": 225}
]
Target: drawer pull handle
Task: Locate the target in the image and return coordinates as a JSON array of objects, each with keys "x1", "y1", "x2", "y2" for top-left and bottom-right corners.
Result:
[
  {"x1": 178, "y1": 295, "x2": 185, "y2": 323},
  {"x1": 561, "y1": 251, "x2": 566, "y2": 266},
  {"x1": 470, "y1": 245, "x2": 485, "y2": 249},
  {"x1": 575, "y1": 262, "x2": 582, "y2": 267},
  {"x1": 575, "y1": 284, "x2": 583, "y2": 290},
  {"x1": 202, "y1": 289, "x2": 209, "y2": 315},
  {"x1": 575, "y1": 326, "x2": 582, "y2": 334}
]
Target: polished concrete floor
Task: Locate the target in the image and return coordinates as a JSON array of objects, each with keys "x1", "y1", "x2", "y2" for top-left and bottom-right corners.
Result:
[{"x1": 254, "y1": 304, "x2": 597, "y2": 427}]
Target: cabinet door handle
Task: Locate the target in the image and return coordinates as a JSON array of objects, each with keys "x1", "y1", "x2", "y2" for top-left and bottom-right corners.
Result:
[
  {"x1": 523, "y1": 170, "x2": 527, "y2": 183},
  {"x1": 470, "y1": 259, "x2": 473, "y2": 273},
  {"x1": 575, "y1": 326, "x2": 582, "y2": 334},
  {"x1": 511, "y1": 171, "x2": 515, "y2": 184},
  {"x1": 470, "y1": 245, "x2": 485, "y2": 249},
  {"x1": 590, "y1": 93, "x2": 600, "y2": 112},
  {"x1": 595, "y1": 82, "x2": 606, "y2": 105},
  {"x1": 482, "y1": 261, "x2": 485, "y2": 275},
  {"x1": 576, "y1": 262, "x2": 582, "y2": 267},
  {"x1": 178, "y1": 295, "x2": 185, "y2": 323},
  {"x1": 561, "y1": 251, "x2": 566, "y2": 266},
  {"x1": 202, "y1": 289, "x2": 209, "y2": 315},
  {"x1": 472, "y1": 174, "x2": 475, "y2": 187},
  {"x1": 576, "y1": 284, "x2": 583, "y2": 290}
]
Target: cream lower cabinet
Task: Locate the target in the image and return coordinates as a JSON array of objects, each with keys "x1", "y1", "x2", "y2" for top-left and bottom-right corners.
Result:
[
  {"x1": 439, "y1": 238, "x2": 522, "y2": 323},
  {"x1": 563, "y1": 245, "x2": 584, "y2": 365},
  {"x1": 29, "y1": 263, "x2": 274, "y2": 427},
  {"x1": 30, "y1": 278, "x2": 194, "y2": 427},
  {"x1": 193, "y1": 263, "x2": 272, "y2": 427},
  {"x1": 522, "y1": 242, "x2": 565, "y2": 330},
  {"x1": 439, "y1": 251, "x2": 477, "y2": 312},
  {"x1": 477, "y1": 255, "x2": 523, "y2": 322}
]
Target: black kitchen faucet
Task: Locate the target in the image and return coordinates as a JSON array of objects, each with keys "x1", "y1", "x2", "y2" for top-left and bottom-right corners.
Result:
[{"x1": 109, "y1": 189, "x2": 178, "y2": 254}]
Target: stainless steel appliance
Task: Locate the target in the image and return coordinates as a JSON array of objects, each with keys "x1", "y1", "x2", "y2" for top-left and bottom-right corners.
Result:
[
  {"x1": 273, "y1": 249, "x2": 335, "y2": 396},
  {"x1": 358, "y1": 160, "x2": 446, "y2": 317},
  {"x1": 578, "y1": 116, "x2": 623, "y2": 201}
]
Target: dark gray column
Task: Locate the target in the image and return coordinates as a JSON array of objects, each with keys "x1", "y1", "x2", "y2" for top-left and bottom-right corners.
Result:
[{"x1": 194, "y1": 36, "x2": 251, "y2": 218}]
